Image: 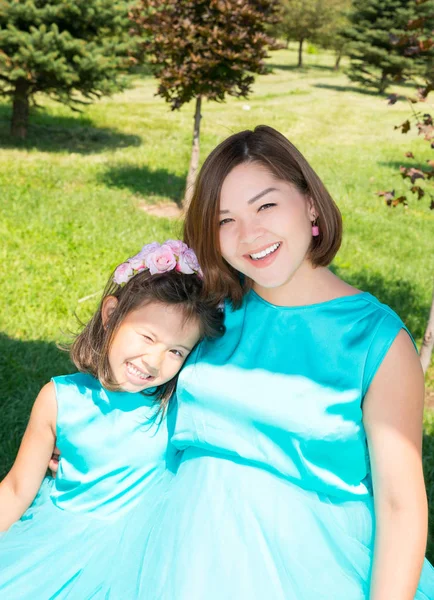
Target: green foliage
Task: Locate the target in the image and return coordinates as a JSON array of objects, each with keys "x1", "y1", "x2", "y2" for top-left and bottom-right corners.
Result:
[
  {"x1": 130, "y1": 0, "x2": 280, "y2": 109},
  {"x1": 379, "y1": 0, "x2": 434, "y2": 210},
  {"x1": 0, "y1": 0, "x2": 135, "y2": 136},
  {"x1": 273, "y1": 0, "x2": 347, "y2": 66},
  {"x1": 315, "y1": 0, "x2": 351, "y2": 57},
  {"x1": 344, "y1": 0, "x2": 425, "y2": 93}
]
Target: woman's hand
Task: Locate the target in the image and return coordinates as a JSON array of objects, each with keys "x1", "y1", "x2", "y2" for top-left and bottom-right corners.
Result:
[{"x1": 48, "y1": 448, "x2": 60, "y2": 478}]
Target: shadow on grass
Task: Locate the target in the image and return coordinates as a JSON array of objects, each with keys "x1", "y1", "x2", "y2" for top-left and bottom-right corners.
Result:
[
  {"x1": 100, "y1": 164, "x2": 186, "y2": 205},
  {"x1": 378, "y1": 160, "x2": 431, "y2": 171},
  {"x1": 268, "y1": 63, "x2": 335, "y2": 72},
  {"x1": 0, "y1": 105, "x2": 141, "y2": 154},
  {"x1": 313, "y1": 83, "x2": 386, "y2": 97},
  {"x1": 331, "y1": 267, "x2": 429, "y2": 340},
  {"x1": 0, "y1": 333, "x2": 74, "y2": 478}
]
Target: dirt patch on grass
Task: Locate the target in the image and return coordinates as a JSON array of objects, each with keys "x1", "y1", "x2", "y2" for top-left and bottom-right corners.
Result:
[
  {"x1": 426, "y1": 390, "x2": 434, "y2": 410},
  {"x1": 140, "y1": 202, "x2": 183, "y2": 219}
]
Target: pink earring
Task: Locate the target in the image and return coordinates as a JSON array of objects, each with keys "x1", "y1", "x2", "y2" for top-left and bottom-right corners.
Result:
[{"x1": 311, "y1": 218, "x2": 319, "y2": 237}]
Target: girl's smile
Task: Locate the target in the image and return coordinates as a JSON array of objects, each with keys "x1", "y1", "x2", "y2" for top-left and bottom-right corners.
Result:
[{"x1": 102, "y1": 300, "x2": 201, "y2": 393}]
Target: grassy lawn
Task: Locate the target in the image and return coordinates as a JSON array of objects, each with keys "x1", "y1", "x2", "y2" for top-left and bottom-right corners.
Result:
[{"x1": 1, "y1": 45, "x2": 433, "y2": 559}]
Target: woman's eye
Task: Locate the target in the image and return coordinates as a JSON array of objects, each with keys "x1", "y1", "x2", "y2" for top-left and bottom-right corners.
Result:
[
  {"x1": 258, "y1": 203, "x2": 276, "y2": 212},
  {"x1": 142, "y1": 335, "x2": 153, "y2": 342},
  {"x1": 219, "y1": 218, "x2": 233, "y2": 227},
  {"x1": 170, "y1": 349, "x2": 184, "y2": 358}
]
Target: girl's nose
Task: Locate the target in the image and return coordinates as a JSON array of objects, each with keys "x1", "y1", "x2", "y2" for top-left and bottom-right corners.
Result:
[{"x1": 141, "y1": 350, "x2": 163, "y2": 376}]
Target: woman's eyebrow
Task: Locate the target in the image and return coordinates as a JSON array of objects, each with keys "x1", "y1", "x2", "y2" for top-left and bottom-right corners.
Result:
[
  {"x1": 247, "y1": 187, "x2": 277, "y2": 205},
  {"x1": 220, "y1": 187, "x2": 277, "y2": 213}
]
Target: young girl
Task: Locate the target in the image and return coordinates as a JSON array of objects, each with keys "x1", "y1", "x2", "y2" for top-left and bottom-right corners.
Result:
[{"x1": 0, "y1": 239, "x2": 223, "y2": 599}]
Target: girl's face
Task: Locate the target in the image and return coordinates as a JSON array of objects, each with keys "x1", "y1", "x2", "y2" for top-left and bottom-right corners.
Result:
[
  {"x1": 103, "y1": 300, "x2": 201, "y2": 393},
  {"x1": 219, "y1": 162, "x2": 315, "y2": 296}
]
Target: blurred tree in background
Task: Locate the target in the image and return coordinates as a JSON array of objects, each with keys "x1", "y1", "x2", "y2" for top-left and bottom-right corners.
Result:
[
  {"x1": 273, "y1": 0, "x2": 348, "y2": 68},
  {"x1": 316, "y1": 0, "x2": 351, "y2": 71},
  {"x1": 0, "y1": 0, "x2": 135, "y2": 139},
  {"x1": 130, "y1": 0, "x2": 279, "y2": 208},
  {"x1": 343, "y1": 0, "x2": 422, "y2": 94}
]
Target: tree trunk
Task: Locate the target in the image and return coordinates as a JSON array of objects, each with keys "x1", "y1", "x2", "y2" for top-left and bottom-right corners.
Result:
[
  {"x1": 379, "y1": 71, "x2": 388, "y2": 94},
  {"x1": 183, "y1": 96, "x2": 202, "y2": 210},
  {"x1": 298, "y1": 39, "x2": 304, "y2": 68},
  {"x1": 334, "y1": 50, "x2": 342, "y2": 71},
  {"x1": 11, "y1": 79, "x2": 30, "y2": 139},
  {"x1": 420, "y1": 283, "x2": 434, "y2": 375}
]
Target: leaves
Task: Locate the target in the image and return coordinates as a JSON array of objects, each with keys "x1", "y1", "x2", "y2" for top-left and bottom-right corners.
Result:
[
  {"x1": 395, "y1": 119, "x2": 411, "y2": 134},
  {"x1": 0, "y1": 0, "x2": 136, "y2": 105},
  {"x1": 376, "y1": 189, "x2": 408, "y2": 207},
  {"x1": 130, "y1": 0, "x2": 279, "y2": 110}
]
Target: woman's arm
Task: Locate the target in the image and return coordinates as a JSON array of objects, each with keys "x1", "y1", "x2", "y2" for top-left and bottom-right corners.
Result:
[
  {"x1": 364, "y1": 329, "x2": 427, "y2": 600},
  {"x1": 0, "y1": 382, "x2": 57, "y2": 531}
]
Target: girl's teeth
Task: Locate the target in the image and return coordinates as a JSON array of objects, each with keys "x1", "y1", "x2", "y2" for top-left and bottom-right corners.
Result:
[
  {"x1": 250, "y1": 243, "x2": 280, "y2": 261},
  {"x1": 127, "y1": 363, "x2": 149, "y2": 380}
]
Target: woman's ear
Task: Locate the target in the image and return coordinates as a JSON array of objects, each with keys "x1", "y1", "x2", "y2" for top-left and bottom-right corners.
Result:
[
  {"x1": 101, "y1": 296, "x2": 119, "y2": 327},
  {"x1": 307, "y1": 197, "x2": 317, "y2": 221}
]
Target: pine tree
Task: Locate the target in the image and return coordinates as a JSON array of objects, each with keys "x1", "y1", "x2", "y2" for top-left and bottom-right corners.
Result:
[
  {"x1": 343, "y1": 0, "x2": 420, "y2": 93},
  {"x1": 130, "y1": 0, "x2": 279, "y2": 208},
  {"x1": 0, "y1": 0, "x2": 134, "y2": 138}
]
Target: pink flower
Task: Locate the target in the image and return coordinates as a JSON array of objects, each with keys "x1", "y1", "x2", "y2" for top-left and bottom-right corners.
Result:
[
  {"x1": 163, "y1": 239, "x2": 188, "y2": 256},
  {"x1": 136, "y1": 242, "x2": 161, "y2": 259},
  {"x1": 114, "y1": 262, "x2": 134, "y2": 285},
  {"x1": 129, "y1": 255, "x2": 147, "y2": 271},
  {"x1": 146, "y1": 246, "x2": 177, "y2": 275},
  {"x1": 177, "y1": 248, "x2": 200, "y2": 275}
]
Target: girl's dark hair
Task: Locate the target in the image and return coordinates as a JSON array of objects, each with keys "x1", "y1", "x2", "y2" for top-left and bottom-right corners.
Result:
[
  {"x1": 184, "y1": 125, "x2": 342, "y2": 308},
  {"x1": 70, "y1": 268, "x2": 224, "y2": 411}
]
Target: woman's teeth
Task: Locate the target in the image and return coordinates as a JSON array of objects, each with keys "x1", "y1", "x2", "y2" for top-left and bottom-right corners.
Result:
[
  {"x1": 126, "y1": 362, "x2": 151, "y2": 380},
  {"x1": 249, "y1": 242, "x2": 281, "y2": 261}
]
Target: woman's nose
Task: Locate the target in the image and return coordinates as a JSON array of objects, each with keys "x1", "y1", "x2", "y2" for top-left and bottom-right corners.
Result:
[{"x1": 238, "y1": 217, "x2": 263, "y2": 245}]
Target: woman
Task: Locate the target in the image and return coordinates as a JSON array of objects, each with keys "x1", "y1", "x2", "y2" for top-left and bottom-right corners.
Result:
[
  {"x1": 53, "y1": 125, "x2": 434, "y2": 599},
  {"x1": 133, "y1": 125, "x2": 434, "y2": 599}
]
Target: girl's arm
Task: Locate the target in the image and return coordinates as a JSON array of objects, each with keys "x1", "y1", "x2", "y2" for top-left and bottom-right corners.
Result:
[
  {"x1": 364, "y1": 330, "x2": 427, "y2": 600},
  {"x1": 0, "y1": 382, "x2": 57, "y2": 531}
]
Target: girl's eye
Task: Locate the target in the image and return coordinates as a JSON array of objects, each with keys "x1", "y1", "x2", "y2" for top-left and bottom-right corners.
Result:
[
  {"x1": 142, "y1": 335, "x2": 153, "y2": 342},
  {"x1": 170, "y1": 349, "x2": 184, "y2": 358},
  {"x1": 258, "y1": 203, "x2": 276, "y2": 212},
  {"x1": 219, "y1": 218, "x2": 234, "y2": 227}
]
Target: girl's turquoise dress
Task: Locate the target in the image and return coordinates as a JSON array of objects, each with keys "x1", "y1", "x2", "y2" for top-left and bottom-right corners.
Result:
[
  {"x1": 0, "y1": 372, "x2": 175, "y2": 599},
  {"x1": 130, "y1": 290, "x2": 434, "y2": 599}
]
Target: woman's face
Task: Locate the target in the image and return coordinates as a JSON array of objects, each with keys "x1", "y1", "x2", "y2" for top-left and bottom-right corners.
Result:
[{"x1": 218, "y1": 162, "x2": 315, "y2": 294}]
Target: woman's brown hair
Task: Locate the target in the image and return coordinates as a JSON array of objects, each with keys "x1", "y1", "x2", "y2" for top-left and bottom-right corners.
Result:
[
  {"x1": 184, "y1": 125, "x2": 342, "y2": 308},
  {"x1": 69, "y1": 268, "x2": 224, "y2": 411}
]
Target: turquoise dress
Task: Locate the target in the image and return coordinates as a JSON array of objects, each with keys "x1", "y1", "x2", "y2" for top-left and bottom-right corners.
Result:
[
  {"x1": 0, "y1": 372, "x2": 175, "y2": 599},
  {"x1": 132, "y1": 291, "x2": 434, "y2": 599}
]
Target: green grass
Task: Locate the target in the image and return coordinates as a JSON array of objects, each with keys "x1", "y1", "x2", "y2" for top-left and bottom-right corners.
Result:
[{"x1": 1, "y1": 45, "x2": 434, "y2": 559}]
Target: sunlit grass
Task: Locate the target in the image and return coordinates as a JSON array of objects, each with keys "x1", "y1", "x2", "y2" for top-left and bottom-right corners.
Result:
[{"x1": 1, "y1": 45, "x2": 433, "y2": 559}]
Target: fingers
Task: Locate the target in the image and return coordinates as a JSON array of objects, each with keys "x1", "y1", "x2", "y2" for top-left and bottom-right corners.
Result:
[{"x1": 48, "y1": 447, "x2": 60, "y2": 478}]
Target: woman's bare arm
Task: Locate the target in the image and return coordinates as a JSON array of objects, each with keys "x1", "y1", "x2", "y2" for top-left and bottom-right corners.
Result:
[{"x1": 364, "y1": 330, "x2": 427, "y2": 600}]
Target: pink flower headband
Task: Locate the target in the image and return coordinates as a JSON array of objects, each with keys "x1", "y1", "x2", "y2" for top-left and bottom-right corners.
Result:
[{"x1": 113, "y1": 240, "x2": 203, "y2": 286}]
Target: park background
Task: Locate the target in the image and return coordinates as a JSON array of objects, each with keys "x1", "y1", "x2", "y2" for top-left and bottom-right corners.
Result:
[{"x1": 1, "y1": 0, "x2": 434, "y2": 563}]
